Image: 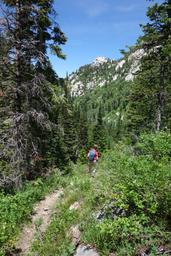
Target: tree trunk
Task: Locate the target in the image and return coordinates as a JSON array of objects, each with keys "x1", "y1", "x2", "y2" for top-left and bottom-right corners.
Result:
[
  {"x1": 15, "y1": 0, "x2": 22, "y2": 112},
  {"x1": 14, "y1": 0, "x2": 23, "y2": 189},
  {"x1": 156, "y1": 92, "x2": 162, "y2": 131},
  {"x1": 156, "y1": 59, "x2": 165, "y2": 132}
]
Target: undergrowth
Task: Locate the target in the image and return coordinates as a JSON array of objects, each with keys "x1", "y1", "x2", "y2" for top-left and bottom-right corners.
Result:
[
  {"x1": 1, "y1": 132, "x2": 171, "y2": 256},
  {"x1": 30, "y1": 132, "x2": 171, "y2": 256},
  {"x1": 0, "y1": 169, "x2": 65, "y2": 255}
]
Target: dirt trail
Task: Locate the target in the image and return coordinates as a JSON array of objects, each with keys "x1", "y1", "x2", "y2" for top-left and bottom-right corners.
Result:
[{"x1": 16, "y1": 189, "x2": 63, "y2": 255}]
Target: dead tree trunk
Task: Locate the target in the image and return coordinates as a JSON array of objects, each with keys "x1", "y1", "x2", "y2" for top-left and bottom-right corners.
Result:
[
  {"x1": 15, "y1": 0, "x2": 22, "y2": 112},
  {"x1": 13, "y1": 0, "x2": 23, "y2": 189}
]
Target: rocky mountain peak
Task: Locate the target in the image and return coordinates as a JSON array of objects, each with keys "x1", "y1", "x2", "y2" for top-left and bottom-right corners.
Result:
[
  {"x1": 91, "y1": 56, "x2": 110, "y2": 67},
  {"x1": 68, "y1": 48, "x2": 143, "y2": 96}
]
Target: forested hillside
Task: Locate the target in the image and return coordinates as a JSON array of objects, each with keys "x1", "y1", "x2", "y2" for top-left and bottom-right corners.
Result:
[
  {"x1": 70, "y1": 4, "x2": 171, "y2": 147},
  {"x1": 68, "y1": 48, "x2": 143, "y2": 96},
  {"x1": 0, "y1": 0, "x2": 171, "y2": 255}
]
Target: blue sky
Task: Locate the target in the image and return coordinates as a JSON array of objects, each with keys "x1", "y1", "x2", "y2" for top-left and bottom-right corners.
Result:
[{"x1": 51, "y1": 0, "x2": 163, "y2": 77}]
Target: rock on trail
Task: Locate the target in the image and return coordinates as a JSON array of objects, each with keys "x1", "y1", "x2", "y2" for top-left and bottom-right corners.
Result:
[{"x1": 74, "y1": 244, "x2": 99, "y2": 256}]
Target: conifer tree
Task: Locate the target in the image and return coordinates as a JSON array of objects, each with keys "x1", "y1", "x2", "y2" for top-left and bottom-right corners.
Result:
[
  {"x1": 93, "y1": 106, "x2": 107, "y2": 151},
  {"x1": 128, "y1": 0, "x2": 171, "y2": 133},
  {"x1": 0, "y1": 0, "x2": 67, "y2": 189},
  {"x1": 61, "y1": 79, "x2": 78, "y2": 164},
  {"x1": 77, "y1": 113, "x2": 88, "y2": 148}
]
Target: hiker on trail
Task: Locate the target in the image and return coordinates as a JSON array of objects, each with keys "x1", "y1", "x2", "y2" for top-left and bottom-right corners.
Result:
[{"x1": 87, "y1": 145, "x2": 99, "y2": 172}]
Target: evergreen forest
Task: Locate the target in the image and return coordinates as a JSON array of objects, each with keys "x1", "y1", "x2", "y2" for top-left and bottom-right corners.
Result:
[{"x1": 0, "y1": 0, "x2": 171, "y2": 255}]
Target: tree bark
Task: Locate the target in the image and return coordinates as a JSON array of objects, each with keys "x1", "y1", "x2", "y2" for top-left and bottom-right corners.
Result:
[
  {"x1": 156, "y1": 59, "x2": 165, "y2": 132},
  {"x1": 156, "y1": 92, "x2": 162, "y2": 131},
  {"x1": 15, "y1": 0, "x2": 22, "y2": 112}
]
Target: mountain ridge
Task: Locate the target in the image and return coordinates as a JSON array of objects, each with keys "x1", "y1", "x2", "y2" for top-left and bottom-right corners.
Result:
[{"x1": 68, "y1": 48, "x2": 144, "y2": 96}]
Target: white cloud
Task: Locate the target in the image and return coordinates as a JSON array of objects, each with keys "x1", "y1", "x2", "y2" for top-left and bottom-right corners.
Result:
[
  {"x1": 114, "y1": 4, "x2": 138, "y2": 13},
  {"x1": 77, "y1": 0, "x2": 109, "y2": 17},
  {"x1": 72, "y1": 0, "x2": 140, "y2": 17}
]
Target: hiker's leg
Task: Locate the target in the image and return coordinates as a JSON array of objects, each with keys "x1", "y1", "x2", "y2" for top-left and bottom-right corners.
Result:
[
  {"x1": 88, "y1": 161, "x2": 93, "y2": 173},
  {"x1": 86, "y1": 165, "x2": 89, "y2": 173},
  {"x1": 86, "y1": 162, "x2": 91, "y2": 173}
]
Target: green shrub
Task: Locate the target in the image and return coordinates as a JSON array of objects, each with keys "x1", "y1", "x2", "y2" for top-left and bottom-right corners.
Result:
[
  {"x1": 77, "y1": 148, "x2": 88, "y2": 163},
  {"x1": 81, "y1": 135, "x2": 171, "y2": 254},
  {"x1": 137, "y1": 131, "x2": 171, "y2": 160},
  {"x1": 0, "y1": 171, "x2": 61, "y2": 255},
  {"x1": 82, "y1": 216, "x2": 167, "y2": 255}
]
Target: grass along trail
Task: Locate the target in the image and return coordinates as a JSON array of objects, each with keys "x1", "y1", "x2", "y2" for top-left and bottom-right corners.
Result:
[
  {"x1": 15, "y1": 189, "x2": 63, "y2": 255},
  {"x1": 9, "y1": 134, "x2": 171, "y2": 255},
  {"x1": 15, "y1": 169, "x2": 100, "y2": 256},
  {"x1": 28, "y1": 137, "x2": 171, "y2": 256}
]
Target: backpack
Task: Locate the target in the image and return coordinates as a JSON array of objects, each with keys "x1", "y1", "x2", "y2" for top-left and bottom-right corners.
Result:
[{"x1": 88, "y1": 149, "x2": 96, "y2": 161}]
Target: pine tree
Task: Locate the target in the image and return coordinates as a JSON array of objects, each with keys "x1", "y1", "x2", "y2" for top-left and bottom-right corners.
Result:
[
  {"x1": 77, "y1": 113, "x2": 88, "y2": 148},
  {"x1": 62, "y1": 80, "x2": 78, "y2": 164},
  {"x1": 128, "y1": 0, "x2": 171, "y2": 133},
  {"x1": 0, "y1": 0, "x2": 67, "y2": 189},
  {"x1": 93, "y1": 106, "x2": 107, "y2": 152}
]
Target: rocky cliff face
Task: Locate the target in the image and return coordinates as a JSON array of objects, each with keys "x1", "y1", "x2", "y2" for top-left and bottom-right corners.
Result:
[{"x1": 68, "y1": 49, "x2": 144, "y2": 96}]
